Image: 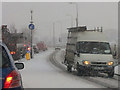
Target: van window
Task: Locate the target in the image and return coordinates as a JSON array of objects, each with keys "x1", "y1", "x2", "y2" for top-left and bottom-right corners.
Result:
[{"x1": 76, "y1": 41, "x2": 112, "y2": 54}]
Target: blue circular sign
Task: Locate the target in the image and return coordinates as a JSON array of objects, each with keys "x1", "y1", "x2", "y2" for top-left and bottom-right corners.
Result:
[{"x1": 29, "y1": 24, "x2": 35, "y2": 30}]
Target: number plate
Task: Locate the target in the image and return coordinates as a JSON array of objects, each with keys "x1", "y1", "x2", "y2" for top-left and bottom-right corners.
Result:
[{"x1": 94, "y1": 67, "x2": 104, "y2": 70}]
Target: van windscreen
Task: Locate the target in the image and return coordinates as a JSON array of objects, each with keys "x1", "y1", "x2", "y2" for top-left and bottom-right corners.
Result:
[{"x1": 76, "y1": 42, "x2": 112, "y2": 54}]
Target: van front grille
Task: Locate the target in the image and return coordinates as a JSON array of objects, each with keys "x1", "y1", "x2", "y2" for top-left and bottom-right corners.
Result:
[{"x1": 91, "y1": 62, "x2": 106, "y2": 65}]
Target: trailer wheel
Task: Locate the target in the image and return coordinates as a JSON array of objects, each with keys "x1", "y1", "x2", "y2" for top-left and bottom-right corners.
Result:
[{"x1": 107, "y1": 70, "x2": 114, "y2": 78}]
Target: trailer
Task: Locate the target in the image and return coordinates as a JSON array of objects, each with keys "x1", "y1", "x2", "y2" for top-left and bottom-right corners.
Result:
[{"x1": 64, "y1": 26, "x2": 116, "y2": 77}]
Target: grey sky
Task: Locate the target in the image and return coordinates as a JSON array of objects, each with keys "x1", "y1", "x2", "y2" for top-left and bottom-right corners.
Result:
[{"x1": 2, "y1": 2, "x2": 118, "y2": 44}]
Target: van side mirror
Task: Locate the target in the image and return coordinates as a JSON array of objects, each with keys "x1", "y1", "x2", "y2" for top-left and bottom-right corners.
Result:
[
  {"x1": 15, "y1": 63, "x2": 24, "y2": 70},
  {"x1": 113, "y1": 44, "x2": 117, "y2": 57},
  {"x1": 113, "y1": 51, "x2": 116, "y2": 56}
]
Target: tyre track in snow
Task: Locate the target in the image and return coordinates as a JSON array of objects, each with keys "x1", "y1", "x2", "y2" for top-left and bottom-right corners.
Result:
[
  {"x1": 49, "y1": 50, "x2": 66, "y2": 72},
  {"x1": 49, "y1": 50, "x2": 119, "y2": 89},
  {"x1": 60, "y1": 50, "x2": 120, "y2": 81}
]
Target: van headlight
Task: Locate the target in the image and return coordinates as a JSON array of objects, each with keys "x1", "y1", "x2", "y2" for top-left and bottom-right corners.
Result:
[
  {"x1": 107, "y1": 61, "x2": 114, "y2": 66},
  {"x1": 83, "y1": 60, "x2": 90, "y2": 65}
]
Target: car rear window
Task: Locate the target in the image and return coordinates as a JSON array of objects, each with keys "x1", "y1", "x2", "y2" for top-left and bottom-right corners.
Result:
[{"x1": 0, "y1": 45, "x2": 9, "y2": 68}]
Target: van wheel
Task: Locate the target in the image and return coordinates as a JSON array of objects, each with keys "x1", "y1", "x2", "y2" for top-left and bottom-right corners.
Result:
[
  {"x1": 76, "y1": 63, "x2": 83, "y2": 76},
  {"x1": 108, "y1": 70, "x2": 114, "y2": 78},
  {"x1": 67, "y1": 65, "x2": 72, "y2": 72}
]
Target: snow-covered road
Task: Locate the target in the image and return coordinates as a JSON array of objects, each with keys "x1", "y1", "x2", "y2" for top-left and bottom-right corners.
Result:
[{"x1": 19, "y1": 49, "x2": 106, "y2": 88}]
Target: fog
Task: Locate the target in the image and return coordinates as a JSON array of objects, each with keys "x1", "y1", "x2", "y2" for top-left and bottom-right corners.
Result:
[{"x1": 2, "y1": 2, "x2": 118, "y2": 45}]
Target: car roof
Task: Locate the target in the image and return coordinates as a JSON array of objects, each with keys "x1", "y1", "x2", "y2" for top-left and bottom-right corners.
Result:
[
  {"x1": 0, "y1": 41, "x2": 15, "y2": 64},
  {"x1": 0, "y1": 41, "x2": 7, "y2": 48},
  {"x1": 0, "y1": 41, "x2": 4, "y2": 46}
]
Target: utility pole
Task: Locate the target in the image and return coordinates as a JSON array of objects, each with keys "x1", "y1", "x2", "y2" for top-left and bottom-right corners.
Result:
[
  {"x1": 69, "y1": 2, "x2": 78, "y2": 27},
  {"x1": 76, "y1": 3, "x2": 78, "y2": 27}
]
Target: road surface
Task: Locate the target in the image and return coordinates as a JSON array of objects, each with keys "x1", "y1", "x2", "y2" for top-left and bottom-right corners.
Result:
[{"x1": 18, "y1": 48, "x2": 118, "y2": 88}]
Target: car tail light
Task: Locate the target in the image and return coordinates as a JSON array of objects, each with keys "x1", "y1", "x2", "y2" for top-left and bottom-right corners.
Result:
[
  {"x1": 24, "y1": 44, "x2": 26, "y2": 47},
  {"x1": 4, "y1": 70, "x2": 21, "y2": 88},
  {"x1": 13, "y1": 51, "x2": 16, "y2": 54},
  {"x1": 10, "y1": 51, "x2": 16, "y2": 55},
  {"x1": 10, "y1": 51, "x2": 14, "y2": 55}
]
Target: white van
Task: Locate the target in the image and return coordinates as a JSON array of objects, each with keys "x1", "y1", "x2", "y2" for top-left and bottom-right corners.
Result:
[{"x1": 64, "y1": 26, "x2": 116, "y2": 77}]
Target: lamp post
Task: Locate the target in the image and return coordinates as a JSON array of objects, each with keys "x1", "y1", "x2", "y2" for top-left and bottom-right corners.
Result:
[
  {"x1": 53, "y1": 22, "x2": 55, "y2": 48},
  {"x1": 56, "y1": 21, "x2": 62, "y2": 41},
  {"x1": 58, "y1": 21, "x2": 62, "y2": 44},
  {"x1": 53, "y1": 21, "x2": 62, "y2": 47},
  {"x1": 69, "y1": 2, "x2": 78, "y2": 27}
]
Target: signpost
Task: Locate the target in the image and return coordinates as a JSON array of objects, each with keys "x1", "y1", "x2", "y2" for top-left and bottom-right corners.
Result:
[
  {"x1": 29, "y1": 24, "x2": 35, "y2": 30},
  {"x1": 28, "y1": 10, "x2": 35, "y2": 59}
]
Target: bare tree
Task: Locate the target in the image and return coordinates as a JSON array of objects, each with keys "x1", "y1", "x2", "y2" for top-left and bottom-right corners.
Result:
[{"x1": 9, "y1": 24, "x2": 17, "y2": 33}]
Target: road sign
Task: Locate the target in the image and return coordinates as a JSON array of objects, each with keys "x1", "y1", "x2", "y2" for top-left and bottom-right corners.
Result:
[{"x1": 29, "y1": 24, "x2": 35, "y2": 30}]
